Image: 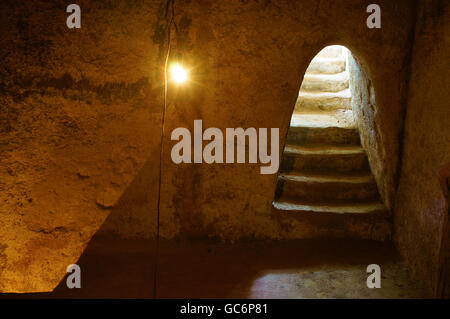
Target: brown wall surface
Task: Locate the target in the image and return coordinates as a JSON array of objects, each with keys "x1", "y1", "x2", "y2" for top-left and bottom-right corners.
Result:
[
  {"x1": 0, "y1": 0, "x2": 165, "y2": 292},
  {"x1": 0, "y1": 0, "x2": 416, "y2": 292},
  {"x1": 394, "y1": 0, "x2": 450, "y2": 295}
]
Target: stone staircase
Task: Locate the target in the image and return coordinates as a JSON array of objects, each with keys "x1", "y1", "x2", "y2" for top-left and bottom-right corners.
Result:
[{"x1": 273, "y1": 46, "x2": 391, "y2": 240}]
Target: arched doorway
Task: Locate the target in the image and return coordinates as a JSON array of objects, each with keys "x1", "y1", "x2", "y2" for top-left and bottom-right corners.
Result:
[{"x1": 273, "y1": 45, "x2": 389, "y2": 238}]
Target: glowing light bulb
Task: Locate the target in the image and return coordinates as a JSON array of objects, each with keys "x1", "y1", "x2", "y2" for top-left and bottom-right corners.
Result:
[{"x1": 170, "y1": 63, "x2": 188, "y2": 84}]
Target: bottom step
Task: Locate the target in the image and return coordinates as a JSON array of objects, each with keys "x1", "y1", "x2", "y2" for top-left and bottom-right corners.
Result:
[
  {"x1": 271, "y1": 201, "x2": 391, "y2": 241},
  {"x1": 273, "y1": 201, "x2": 385, "y2": 214}
]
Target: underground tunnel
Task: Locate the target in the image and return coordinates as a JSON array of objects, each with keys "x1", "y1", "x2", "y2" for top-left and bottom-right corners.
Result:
[{"x1": 0, "y1": 0, "x2": 449, "y2": 302}]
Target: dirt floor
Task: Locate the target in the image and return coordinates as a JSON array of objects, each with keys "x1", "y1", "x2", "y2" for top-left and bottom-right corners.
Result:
[{"x1": 0, "y1": 237, "x2": 432, "y2": 299}]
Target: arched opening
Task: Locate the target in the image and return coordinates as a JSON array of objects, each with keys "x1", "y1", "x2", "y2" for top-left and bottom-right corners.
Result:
[{"x1": 273, "y1": 45, "x2": 388, "y2": 238}]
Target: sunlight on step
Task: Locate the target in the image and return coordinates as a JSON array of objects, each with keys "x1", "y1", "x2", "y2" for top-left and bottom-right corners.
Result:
[{"x1": 273, "y1": 45, "x2": 390, "y2": 241}]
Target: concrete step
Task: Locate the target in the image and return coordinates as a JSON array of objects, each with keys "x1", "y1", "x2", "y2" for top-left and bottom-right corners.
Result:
[
  {"x1": 301, "y1": 72, "x2": 349, "y2": 93},
  {"x1": 295, "y1": 89, "x2": 351, "y2": 111},
  {"x1": 271, "y1": 200, "x2": 391, "y2": 241},
  {"x1": 275, "y1": 172, "x2": 379, "y2": 202},
  {"x1": 286, "y1": 124, "x2": 360, "y2": 146},
  {"x1": 290, "y1": 111, "x2": 355, "y2": 129},
  {"x1": 307, "y1": 57, "x2": 346, "y2": 74},
  {"x1": 316, "y1": 45, "x2": 343, "y2": 58},
  {"x1": 273, "y1": 200, "x2": 386, "y2": 214},
  {"x1": 280, "y1": 145, "x2": 369, "y2": 173}
]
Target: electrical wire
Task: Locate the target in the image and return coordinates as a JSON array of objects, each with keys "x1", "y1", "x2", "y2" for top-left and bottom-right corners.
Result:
[{"x1": 153, "y1": 0, "x2": 175, "y2": 298}]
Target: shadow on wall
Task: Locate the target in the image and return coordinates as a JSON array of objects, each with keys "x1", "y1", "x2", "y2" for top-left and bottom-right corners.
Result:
[
  {"x1": 96, "y1": 158, "x2": 159, "y2": 239},
  {"x1": 50, "y1": 157, "x2": 161, "y2": 298}
]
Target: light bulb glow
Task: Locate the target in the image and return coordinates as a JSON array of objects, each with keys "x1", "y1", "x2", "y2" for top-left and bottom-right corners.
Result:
[{"x1": 170, "y1": 63, "x2": 188, "y2": 84}]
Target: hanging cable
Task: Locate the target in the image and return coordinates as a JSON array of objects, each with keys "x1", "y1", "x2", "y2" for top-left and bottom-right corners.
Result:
[{"x1": 153, "y1": 0, "x2": 176, "y2": 298}]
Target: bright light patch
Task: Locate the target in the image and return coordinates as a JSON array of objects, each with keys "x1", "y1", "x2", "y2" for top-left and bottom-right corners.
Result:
[{"x1": 170, "y1": 63, "x2": 188, "y2": 84}]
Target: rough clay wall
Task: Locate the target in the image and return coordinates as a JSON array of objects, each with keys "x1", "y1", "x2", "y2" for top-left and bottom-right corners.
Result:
[
  {"x1": 394, "y1": 0, "x2": 450, "y2": 294},
  {"x1": 348, "y1": 53, "x2": 391, "y2": 209},
  {"x1": 0, "y1": 0, "x2": 165, "y2": 292},
  {"x1": 0, "y1": 0, "x2": 415, "y2": 292}
]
